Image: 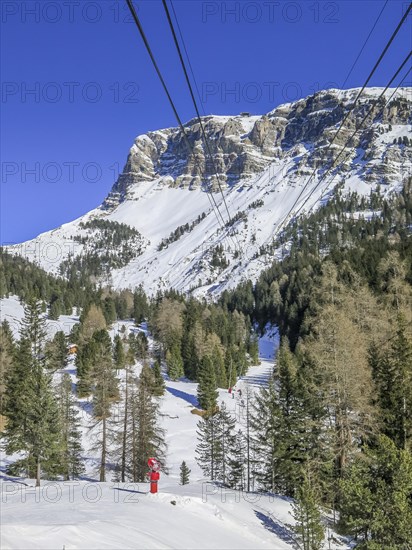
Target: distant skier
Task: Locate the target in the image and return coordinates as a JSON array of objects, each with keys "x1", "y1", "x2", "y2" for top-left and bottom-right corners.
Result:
[{"x1": 238, "y1": 388, "x2": 242, "y2": 398}]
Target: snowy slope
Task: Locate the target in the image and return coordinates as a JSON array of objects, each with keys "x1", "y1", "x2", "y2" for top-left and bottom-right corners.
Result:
[
  {"x1": 7, "y1": 88, "x2": 411, "y2": 297},
  {"x1": 0, "y1": 295, "x2": 79, "y2": 340},
  {"x1": 0, "y1": 328, "x2": 349, "y2": 550},
  {"x1": 0, "y1": 480, "x2": 295, "y2": 550}
]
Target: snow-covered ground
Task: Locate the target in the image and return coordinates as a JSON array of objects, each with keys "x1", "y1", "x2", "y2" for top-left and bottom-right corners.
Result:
[
  {"x1": 0, "y1": 295, "x2": 79, "y2": 340},
  {"x1": 1, "y1": 479, "x2": 298, "y2": 550},
  {"x1": 0, "y1": 325, "x2": 349, "y2": 550}
]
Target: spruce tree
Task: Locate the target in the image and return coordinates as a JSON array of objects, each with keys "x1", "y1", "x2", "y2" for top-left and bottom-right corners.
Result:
[
  {"x1": 228, "y1": 429, "x2": 247, "y2": 490},
  {"x1": 179, "y1": 460, "x2": 191, "y2": 485},
  {"x1": 339, "y1": 435, "x2": 412, "y2": 547},
  {"x1": 57, "y1": 372, "x2": 84, "y2": 480},
  {"x1": 166, "y1": 344, "x2": 184, "y2": 380},
  {"x1": 181, "y1": 329, "x2": 198, "y2": 380},
  {"x1": 217, "y1": 401, "x2": 236, "y2": 485},
  {"x1": 46, "y1": 330, "x2": 67, "y2": 372},
  {"x1": 2, "y1": 301, "x2": 62, "y2": 485},
  {"x1": 196, "y1": 403, "x2": 235, "y2": 485},
  {"x1": 49, "y1": 299, "x2": 62, "y2": 320},
  {"x1": 196, "y1": 414, "x2": 221, "y2": 481},
  {"x1": 126, "y1": 365, "x2": 166, "y2": 481},
  {"x1": 372, "y1": 315, "x2": 412, "y2": 451},
  {"x1": 251, "y1": 377, "x2": 284, "y2": 493},
  {"x1": 197, "y1": 356, "x2": 218, "y2": 413},
  {"x1": 292, "y1": 470, "x2": 325, "y2": 550},
  {"x1": 212, "y1": 346, "x2": 227, "y2": 389},
  {"x1": 133, "y1": 285, "x2": 149, "y2": 324},
  {"x1": 113, "y1": 334, "x2": 126, "y2": 370}
]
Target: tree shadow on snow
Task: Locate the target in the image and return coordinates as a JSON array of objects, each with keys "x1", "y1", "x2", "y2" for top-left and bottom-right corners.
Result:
[
  {"x1": 254, "y1": 510, "x2": 297, "y2": 547},
  {"x1": 240, "y1": 373, "x2": 271, "y2": 386},
  {"x1": 166, "y1": 386, "x2": 199, "y2": 407},
  {"x1": 0, "y1": 473, "x2": 30, "y2": 486},
  {"x1": 112, "y1": 486, "x2": 147, "y2": 495}
]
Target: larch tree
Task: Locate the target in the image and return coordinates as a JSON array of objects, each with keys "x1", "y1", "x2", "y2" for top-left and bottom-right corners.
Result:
[
  {"x1": 152, "y1": 358, "x2": 165, "y2": 397},
  {"x1": 305, "y1": 265, "x2": 375, "y2": 482},
  {"x1": 90, "y1": 329, "x2": 119, "y2": 482}
]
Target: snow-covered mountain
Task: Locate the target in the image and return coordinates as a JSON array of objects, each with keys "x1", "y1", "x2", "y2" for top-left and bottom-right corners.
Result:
[{"x1": 8, "y1": 88, "x2": 411, "y2": 296}]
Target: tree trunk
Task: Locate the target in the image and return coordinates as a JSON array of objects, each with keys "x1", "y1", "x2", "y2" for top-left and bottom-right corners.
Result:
[
  {"x1": 121, "y1": 370, "x2": 129, "y2": 482},
  {"x1": 36, "y1": 458, "x2": 41, "y2": 487},
  {"x1": 246, "y1": 391, "x2": 251, "y2": 492},
  {"x1": 100, "y1": 415, "x2": 106, "y2": 482}
]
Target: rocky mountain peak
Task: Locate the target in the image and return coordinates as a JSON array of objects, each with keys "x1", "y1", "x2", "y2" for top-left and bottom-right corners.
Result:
[{"x1": 104, "y1": 88, "x2": 411, "y2": 209}]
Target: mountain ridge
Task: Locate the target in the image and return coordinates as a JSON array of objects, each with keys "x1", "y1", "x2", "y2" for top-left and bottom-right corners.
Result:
[{"x1": 7, "y1": 87, "x2": 412, "y2": 296}]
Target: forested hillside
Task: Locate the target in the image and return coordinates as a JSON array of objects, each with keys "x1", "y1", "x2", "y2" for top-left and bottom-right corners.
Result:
[{"x1": 1, "y1": 179, "x2": 411, "y2": 549}]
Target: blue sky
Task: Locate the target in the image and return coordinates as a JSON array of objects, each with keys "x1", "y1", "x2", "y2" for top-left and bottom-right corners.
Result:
[{"x1": 1, "y1": 0, "x2": 411, "y2": 244}]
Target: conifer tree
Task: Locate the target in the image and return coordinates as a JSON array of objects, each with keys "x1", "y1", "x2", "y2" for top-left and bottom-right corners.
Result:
[
  {"x1": 152, "y1": 358, "x2": 165, "y2": 397},
  {"x1": 117, "y1": 358, "x2": 133, "y2": 483},
  {"x1": 277, "y1": 341, "x2": 320, "y2": 496},
  {"x1": 46, "y1": 330, "x2": 67, "y2": 372},
  {"x1": 217, "y1": 401, "x2": 236, "y2": 485},
  {"x1": 225, "y1": 349, "x2": 237, "y2": 388},
  {"x1": 197, "y1": 356, "x2": 218, "y2": 413},
  {"x1": 292, "y1": 470, "x2": 325, "y2": 550},
  {"x1": 133, "y1": 285, "x2": 149, "y2": 324},
  {"x1": 2, "y1": 301, "x2": 61, "y2": 485},
  {"x1": 57, "y1": 372, "x2": 84, "y2": 480},
  {"x1": 179, "y1": 460, "x2": 191, "y2": 485},
  {"x1": 371, "y1": 315, "x2": 412, "y2": 451},
  {"x1": 90, "y1": 329, "x2": 119, "y2": 482},
  {"x1": 251, "y1": 378, "x2": 283, "y2": 493},
  {"x1": 212, "y1": 345, "x2": 227, "y2": 389},
  {"x1": 103, "y1": 296, "x2": 117, "y2": 324},
  {"x1": 196, "y1": 413, "x2": 221, "y2": 481},
  {"x1": 166, "y1": 344, "x2": 184, "y2": 380},
  {"x1": 126, "y1": 365, "x2": 166, "y2": 481},
  {"x1": 339, "y1": 435, "x2": 412, "y2": 547},
  {"x1": 0, "y1": 321, "x2": 15, "y2": 415},
  {"x1": 113, "y1": 334, "x2": 126, "y2": 370},
  {"x1": 228, "y1": 429, "x2": 247, "y2": 490},
  {"x1": 181, "y1": 331, "x2": 198, "y2": 380},
  {"x1": 196, "y1": 403, "x2": 236, "y2": 485},
  {"x1": 49, "y1": 298, "x2": 63, "y2": 320}
]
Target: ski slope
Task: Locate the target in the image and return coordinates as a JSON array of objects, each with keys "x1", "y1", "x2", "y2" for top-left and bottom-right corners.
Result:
[
  {"x1": 0, "y1": 326, "x2": 349, "y2": 550},
  {"x1": 1, "y1": 480, "x2": 297, "y2": 550}
]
